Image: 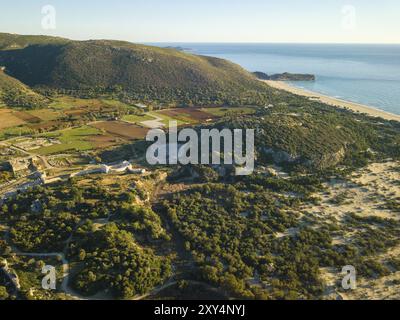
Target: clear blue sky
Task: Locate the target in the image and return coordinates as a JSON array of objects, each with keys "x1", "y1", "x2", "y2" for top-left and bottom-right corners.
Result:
[{"x1": 1, "y1": 0, "x2": 399, "y2": 43}]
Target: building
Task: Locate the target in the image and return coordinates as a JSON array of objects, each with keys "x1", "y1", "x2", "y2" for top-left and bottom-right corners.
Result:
[
  {"x1": 134, "y1": 103, "x2": 148, "y2": 109},
  {"x1": 70, "y1": 161, "x2": 146, "y2": 178},
  {"x1": 100, "y1": 164, "x2": 111, "y2": 174},
  {"x1": 8, "y1": 158, "x2": 31, "y2": 174},
  {"x1": 109, "y1": 161, "x2": 132, "y2": 173},
  {"x1": 128, "y1": 168, "x2": 147, "y2": 174}
]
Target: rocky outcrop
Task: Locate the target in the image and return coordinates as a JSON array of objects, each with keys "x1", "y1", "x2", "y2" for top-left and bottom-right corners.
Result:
[
  {"x1": 263, "y1": 147, "x2": 300, "y2": 164},
  {"x1": 314, "y1": 146, "x2": 346, "y2": 169},
  {"x1": 253, "y1": 71, "x2": 315, "y2": 81},
  {"x1": 262, "y1": 146, "x2": 346, "y2": 169}
]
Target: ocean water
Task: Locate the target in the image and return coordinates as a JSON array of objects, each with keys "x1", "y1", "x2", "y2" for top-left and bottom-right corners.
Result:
[{"x1": 152, "y1": 43, "x2": 400, "y2": 115}]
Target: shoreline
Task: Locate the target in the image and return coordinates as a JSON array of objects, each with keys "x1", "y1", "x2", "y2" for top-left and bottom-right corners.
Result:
[{"x1": 262, "y1": 80, "x2": 400, "y2": 122}]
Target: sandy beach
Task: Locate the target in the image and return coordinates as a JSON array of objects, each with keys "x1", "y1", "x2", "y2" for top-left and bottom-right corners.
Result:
[{"x1": 263, "y1": 80, "x2": 400, "y2": 122}]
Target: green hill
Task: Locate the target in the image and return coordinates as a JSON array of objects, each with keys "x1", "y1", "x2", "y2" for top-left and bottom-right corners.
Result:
[
  {"x1": 0, "y1": 33, "x2": 69, "y2": 50},
  {"x1": 0, "y1": 69, "x2": 48, "y2": 109},
  {"x1": 0, "y1": 34, "x2": 273, "y2": 106}
]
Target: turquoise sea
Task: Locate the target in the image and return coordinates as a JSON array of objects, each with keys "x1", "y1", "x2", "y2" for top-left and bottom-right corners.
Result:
[{"x1": 152, "y1": 43, "x2": 400, "y2": 115}]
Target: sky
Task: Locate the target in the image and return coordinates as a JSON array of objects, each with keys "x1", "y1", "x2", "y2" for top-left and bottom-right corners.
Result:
[{"x1": 1, "y1": 0, "x2": 399, "y2": 43}]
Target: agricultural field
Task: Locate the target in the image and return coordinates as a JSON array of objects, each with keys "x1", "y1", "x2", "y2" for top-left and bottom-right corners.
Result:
[
  {"x1": 122, "y1": 107, "x2": 257, "y2": 129},
  {"x1": 122, "y1": 113, "x2": 155, "y2": 124},
  {"x1": 0, "y1": 109, "x2": 27, "y2": 130},
  {"x1": 200, "y1": 106, "x2": 257, "y2": 117},
  {"x1": 0, "y1": 96, "x2": 146, "y2": 141},
  {"x1": 0, "y1": 126, "x2": 35, "y2": 140},
  {"x1": 91, "y1": 121, "x2": 149, "y2": 140},
  {"x1": 145, "y1": 111, "x2": 189, "y2": 127},
  {"x1": 27, "y1": 109, "x2": 64, "y2": 121},
  {"x1": 11, "y1": 111, "x2": 41, "y2": 124},
  {"x1": 159, "y1": 108, "x2": 216, "y2": 122},
  {"x1": 100, "y1": 99, "x2": 135, "y2": 109},
  {"x1": 50, "y1": 96, "x2": 137, "y2": 114},
  {"x1": 1, "y1": 102, "x2": 257, "y2": 145},
  {"x1": 35, "y1": 126, "x2": 102, "y2": 155},
  {"x1": 48, "y1": 96, "x2": 105, "y2": 111}
]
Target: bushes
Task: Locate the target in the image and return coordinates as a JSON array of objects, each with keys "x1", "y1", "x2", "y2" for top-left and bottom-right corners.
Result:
[
  {"x1": 163, "y1": 184, "x2": 323, "y2": 298},
  {"x1": 162, "y1": 180, "x2": 400, "y2": 299},
  {"x1": 10, "y1": 212, "x2": 79, "y2": 252},
  {"x1": 72, "y1": 223, "x2": 171, "y2": 298},
  {"x1": 0, "y1": 179, "x2": 173, "y2": 299}
]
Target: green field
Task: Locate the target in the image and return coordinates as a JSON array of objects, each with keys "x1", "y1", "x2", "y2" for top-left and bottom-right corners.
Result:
[
  {"x1": 36, "y1": 126, "x2": 101, "y2": 155},
  {"x1": 48, "y1": 96, "x2": 77, "y2": 110},
  {"x1": 49, "y1": 96, "x2": 104, "y2": 110},
  {"x1": 101, "y1": 99, "x2": 136, "y2": 109},
  {"x1": 123, "y1": 111, "x2": 192, "y2": 126},
  {"x1": 148, "y1": 111, "x2": 192, "y2": 126},
  {"x1": 0, "y1": 126, "x2": 35, "y2": 140},
  {"x1": 201, "y1": 107, "x2": 256, "y2": 117},
  {"x1": 27, "y1": 109, "x2": 63, "y2": 121}
]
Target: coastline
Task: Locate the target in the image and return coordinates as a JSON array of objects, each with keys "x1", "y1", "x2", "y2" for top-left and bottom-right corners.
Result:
[{"x1": 262, "y1": 80, "x2": 400, "y2": 122}]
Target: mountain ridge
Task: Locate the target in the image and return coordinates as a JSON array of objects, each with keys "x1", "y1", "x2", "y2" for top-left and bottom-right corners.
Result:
[
  {"x1": 0, "y1": 33, "x2": 273, "y2": 106},
  {"x1": 0, "y1": 32, "x2": 70, "y2": 50}
]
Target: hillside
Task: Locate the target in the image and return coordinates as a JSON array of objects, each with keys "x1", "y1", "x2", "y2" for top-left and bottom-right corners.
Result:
[
  {"x1": 0, "y1": 34, "x2": 274, "y2": 106},
  {"x1": 0, "y1": 33, "x2": 70, "y2": 50},
  {"x1": 0, "y1": 69, "x2": 48, "y2": 109}
]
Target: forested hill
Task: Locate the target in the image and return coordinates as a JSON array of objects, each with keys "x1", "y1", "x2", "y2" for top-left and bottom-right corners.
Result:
[
  {"x1": 0, "y1": 69, "x2": 48, "y2": 109},
  {"x1": 0, "y1": 33, "x2": 274, "y2": 106},
  {"x1": 0, "y1": 33, "x2": 70, "y2": 50}
]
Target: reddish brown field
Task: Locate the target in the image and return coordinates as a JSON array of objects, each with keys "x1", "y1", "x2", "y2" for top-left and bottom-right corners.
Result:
[
  {"x1": 13, "y1": 111, "x2": 41, "y2": 123},
  {"x1": 28, "y1": 120, "x2": 65, "y2": 131},
  {"x1": 64, "y1": 109, "x2": 89, "y2": 116},
  {"x1": 88, "y1": 135, "x2": 120, "y2": 148},
  {"x1": 64, "y1": 103, "x2": 114, "y2": 117},
  {"x1": 160, "y1": 108, "x2": 218, "y2": 121},
  {"x1": 0, "y1": 109, "x2": 27, "y2": 129},
  {"x1": 91, "y1": 121, "x2": 149, "y2": 140}
]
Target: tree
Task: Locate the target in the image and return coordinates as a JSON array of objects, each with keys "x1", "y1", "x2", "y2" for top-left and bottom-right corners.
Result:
[
  {"x1": 1, "y1": 204, "x2": 8, "y2": 214},
  {"x1": 0, "y1": 286, "x2": 9, "y2": 300},
  {"x1": 79, "y1": 249, "x2": 86, "y2": 261}
]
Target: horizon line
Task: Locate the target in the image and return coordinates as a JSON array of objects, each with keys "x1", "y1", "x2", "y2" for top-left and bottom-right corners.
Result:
[
  {"x1": 144, "y1": 41, "x2": 400, "y2": 45},
  {"x1": 2, "y1": 32, "x2": 400, "y2": 46}
]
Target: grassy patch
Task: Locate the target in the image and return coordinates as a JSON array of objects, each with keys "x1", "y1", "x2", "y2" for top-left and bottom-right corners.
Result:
[
  {"x1": 0, "y1": 126, "x2": 34, "y2": 140},
  {"x1": 101, "y1": 99, "x2": 136, "y2": 109},
  {"x1": 27, "y1": 109, "x2": 63, "y2": 121},
  {"x1": 123, "y1": 111, "x2": 190, "y2": 126},
  {"x1": 201, "y1": 107, "x2": 256, "y2": 117},
  {"x1": 36, "y1": 126, "x2": 100, "y2": 155},
  {"x1": 49, "y1": 96, "x2": 103, "y2": 110}
]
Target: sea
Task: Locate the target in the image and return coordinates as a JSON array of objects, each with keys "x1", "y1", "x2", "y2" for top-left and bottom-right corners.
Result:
[{"x1": 151, "y1": 43, "x2": 400, "y2": 115}]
